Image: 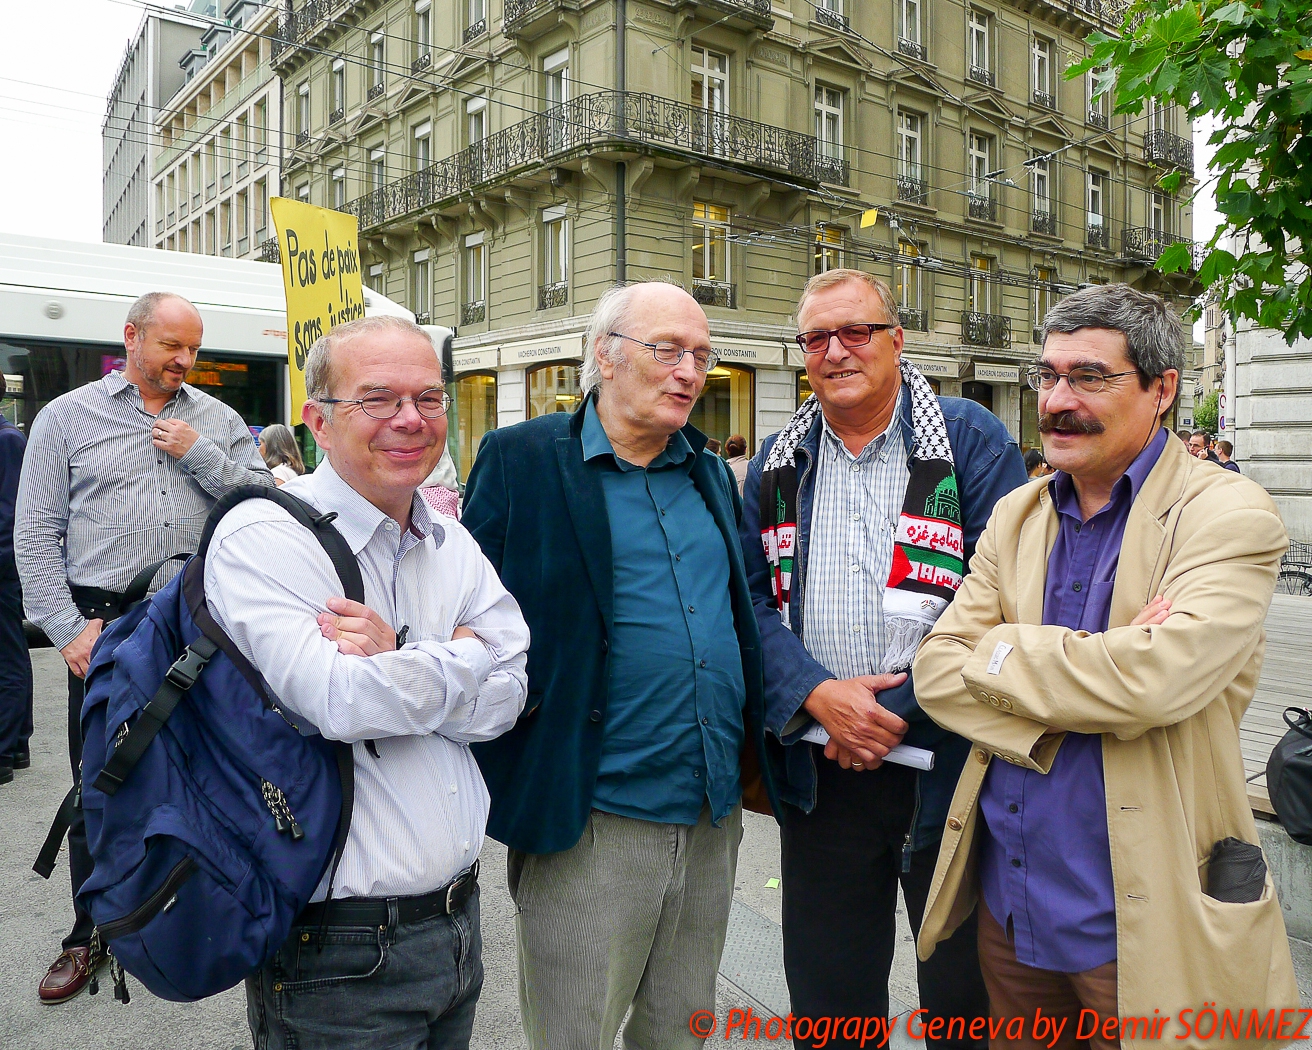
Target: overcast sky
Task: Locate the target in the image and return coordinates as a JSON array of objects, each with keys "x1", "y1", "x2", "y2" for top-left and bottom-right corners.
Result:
[{"x1": 1, "y1": 1, "x2": 1223, "y2": 267}]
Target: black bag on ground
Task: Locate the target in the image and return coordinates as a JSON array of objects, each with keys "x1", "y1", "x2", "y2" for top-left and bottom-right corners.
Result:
[{"x1": 1265, "y1": 707, "x2": 1312, "y2": 845}]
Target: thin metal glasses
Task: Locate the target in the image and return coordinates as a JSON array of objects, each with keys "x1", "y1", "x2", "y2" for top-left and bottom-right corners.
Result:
[
  {"x1": 318, "y1": 388, "x2": 453, "y2": 419},
  {"x1": 609, "y1": 332, "x2": 719, "y2": 372},
  {"x1": 1025, "y1": 365, "x2": 1140, "y2": 395}
]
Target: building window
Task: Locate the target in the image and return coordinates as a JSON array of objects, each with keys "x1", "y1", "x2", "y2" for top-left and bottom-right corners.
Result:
[
  {"x1": 330, "y1": 59, "x2": 345, "y2": 123},
  {"x1": 1149, "y1": 96, "x2": 1171, "y2": 132},
  {"x1": 527, "y1": 364, "x2": 582, "y2": 418},
  {"x1": 254, "y1": 178, "x2": 268, "y2": 241},
  {"x1": 1087, "y1": 170, "x2": 1107, "y2": 247},
  {"x1": 412, "y1": 250, "x2": 431, "y2": 323},
  {"x1": 895, "y1": 240, "x2": 924, "y2": 329},
  {"x1": 968, "y1": 132, "x2": 991, "y2": 197},
  {"x1": 455, "y1": 373, "x2": 497, "y2": 484},
  {"x1": 969, "y1": 10, "x2": 992, "y2": 84},
  {"x1": 1151, "y1": 191, "x2": 1169, "y2": 234},
  {"x1": 1087, "y1": 68, "x2": 1109, "y2": 126},
  {"x1": 899, "y1": 0, "x2": 924, "y2": 59},
  {"x1": 1033, "y1": 266, "x2": 1055, "y2": 342},
  {"x1": 464, "y1": 232, "x2": 485, "y2": 323},
  {"x1": 691, "y1": 46, "x2": 728, "y2": 154},
  {"x1": 368, "y1": 263, "x2": 384, "y2": 293},
  {"x1": 253, "y1": 99, "x2": 268, "y2": 157},
  {"x1": 968, "y1": 254, "x2": 992, "y2": 314},
  {"x1": 296, "y1": 83, "x2": 310, "y2": 143},
  {"x1": 414, "y1": 121, "x2": 431, "y2": 171},
  {"x1": 814, "y1": 225, "x2": 843, "y2": 274},
  {"x1": 798, "y1": 371, "x2": 813, "y2": 408},
  {"x1": 331, "y1": 167, "x2": 346, "y2": 210},
  {"x1": 897, "y1": 110, "x2": 925, "y2": 202},
  {"x1": 692, "y1": 201, "x2": 731, "y2": 302},
  {"x1": 370, "y1": 147, "x2": 385, "y2": 192},
  {"x1": 220, "y1": 200, "x2": 232, "y2": 255},
  {"x1": 415, "y1": 0, "x2": 431, "y2": 68},
  {"x1": 467, "y1": 0, "x2": 487, "y2": 39},
  {"x1": 541, "y1": 205, "x2": 568, "y2": 308},
  {"x1": 1031, "y1": 155, "x2": 1055, "y2": 233},
  {"x1": 236, "y1": 189, "x2": 248, "y2": 254},
  {"x1": 814, "y1": 85, "x2": 844, "y2": 181},
  {"x1": 688, "y1": 364, "x2": 754, "y2": 451},
  {"x1": 369, "y1": 31, "x2": 385, "y2": 96},
  {"x1": 1032, "y1": 37, "x2": 1053, "y2": 107},
  {"x1": 220, "y1": 128, "x2": 232, "y2": 188},
  {"x1": 467, "y1": 96, "x2": 487, "y2": 146},
  {"x1": 544, "y1": 48, "x2": 569, "y2": 107}
]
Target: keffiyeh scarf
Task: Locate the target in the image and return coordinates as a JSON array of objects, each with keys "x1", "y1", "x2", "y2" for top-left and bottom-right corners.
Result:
[{"x1": 758, "y1": 361, "x2": 964, "y2": 673}]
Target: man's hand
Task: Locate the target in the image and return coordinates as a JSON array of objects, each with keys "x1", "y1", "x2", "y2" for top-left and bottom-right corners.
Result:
[
  {"x1": 803, "y1": 674, "x2": 909, "y2": 770},
  {"x1": 452, "y1": 625, "x2": 478, "y2": 642},
  {"x1": 61, "y1": 618, "x2": 103, "y2": 679},
  {"x1": 1131, "y1": 595, "x2": 1172, "y2": 627},
  {"x1": 151, "y1": 418, "x2": 199, "y2": 459},
  {"x1": 318, "y1": 596, "x2": 396, "y2": 656}
]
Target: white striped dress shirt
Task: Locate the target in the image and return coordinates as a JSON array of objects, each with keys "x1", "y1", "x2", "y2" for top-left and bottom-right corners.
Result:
[
  {"x1": 204, "y1": 459, "x2": 529, "y2": 899},
  {"x1": 802, "y1": 390, "x2": 911, "y2": 679},
  {"x1": 14, "y1": 371, "x2": 273, "y2": 649}
]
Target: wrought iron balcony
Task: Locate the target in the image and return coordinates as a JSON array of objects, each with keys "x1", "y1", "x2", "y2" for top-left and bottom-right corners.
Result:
[
  {"x1": 897, "y1": 175, "x2": 928, "y2": 205},
  {"x1": 969, "y1": 66, "x2": 996, "y2": 88},
  {"x1": 345, "y1": 91, "x2": 848, "y2": 232},
  {"x1": 329, "y1": 107, "x2": 344, "y2": 126},
  {"x1": 368, "y1": 81, "x2": 385, "y2": 102},
  {"x1": 815, "y1": 6, "x2": 849, "y2": 31},
  {"x1": 1033, "y1": 326, "x2": 1045, "y2": 345},
  {"x1": 257, "y1": 238, "x2": 280, "y2": 263},
  {"x1": 692, "y1": 280, "x2": 736, "y2": 309},
  {"x1": 413, "y1": 311, "x2": 431, "y2": 325},
  {"x1": 1143, "y1": 129, "x2": 1193, "y2": 172},
  {"x1": 961, "y1": 312, "x2": 1012, "y2": 349},
  {"x1": 1086, "y1": 222, "x2": 1110, "y2": 249},
  {"x1": 1033, "y1": 91, "x2": 1056, "y2": 110},
  {"x1": 462, "y1": 301, "x2": 486, "y2": 325},
  {"x1": 463, "y1": 19, "x2": 486, "y2": 43},
  {"x1": 898, "y1": 307, "x2": 928, "y2": 332},
  {"x1": 1087, "y1": 109, "x2": 1109, "y2": 129},
  {"x1": 1123, "y1": 227, "x2": 1202, "y2": 269},
  {"x1": 816, "y1": 150, "x2": 847, "y2": 185},
  {"x1": 412, "y1": 52, "x2": 432, "y2": 74},
  {"x1": 539, "y1": 282, "x2": 568, "y2": 310},
  {"x1": 295, "y1": 130, "x2": 310, "y2": 146},
  {"x1": 1031, "y1": 210, "x2": 1058, "y2": 236},
  {"x1": 898, "y1": 38, "x2": 927, "y2": 61},
  {"x1": 967, "y1": 193, "x2": 998, "y2": 222},
  {"x1": 272, "y1": 0, "x2": 332, "y2": 61}
]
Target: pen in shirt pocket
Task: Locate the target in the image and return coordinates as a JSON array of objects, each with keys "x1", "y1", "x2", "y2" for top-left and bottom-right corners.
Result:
[{"x1": 396, "y1": 624, "x2": 410, "y2": 647}]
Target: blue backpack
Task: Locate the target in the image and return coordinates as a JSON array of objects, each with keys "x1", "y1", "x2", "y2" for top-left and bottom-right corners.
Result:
[{"x1": 34, "y1": 485, "x2": 361, "y2": 1002}]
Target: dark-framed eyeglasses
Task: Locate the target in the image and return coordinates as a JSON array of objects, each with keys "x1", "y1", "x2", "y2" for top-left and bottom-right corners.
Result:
[
  {"x1": 1025, "y1": 365, "x2": 1140, "y2": 395},
  {"x1": 608, "y1": 332, "x2": 719, "y2": 372},
  {"x1": 796, "y1": 323, "x2": 897, "y2": 355},
  {"x1": 318, "y1": 388, "x2": 452, "y2": 419}
]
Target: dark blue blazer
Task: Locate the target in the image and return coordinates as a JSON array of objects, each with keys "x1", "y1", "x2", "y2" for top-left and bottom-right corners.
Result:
[{"x1": 463, "y1": 397, "x2": 781, "y2": 854}]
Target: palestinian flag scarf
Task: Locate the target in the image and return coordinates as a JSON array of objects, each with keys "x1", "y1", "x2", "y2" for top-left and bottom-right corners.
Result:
[{"x1": 758, "y1": 361, "x2": 963, "y2": 672}]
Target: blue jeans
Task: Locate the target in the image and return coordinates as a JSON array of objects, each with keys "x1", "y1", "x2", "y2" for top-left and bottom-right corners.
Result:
[{"x1": 246, "y1": 888, "x2": 483, "y2": 1050}]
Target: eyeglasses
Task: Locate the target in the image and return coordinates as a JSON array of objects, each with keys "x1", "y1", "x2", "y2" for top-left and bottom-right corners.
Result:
[
  {"x1": 608, "y1": 332, "x2": 719, "y2": 372},
  {"x1": 1025, "y1": 365, "x2": 1140, "y2": 395},
  {"x1": 318, "y1": 388, "x2": 452, "y2": 419},
  {"x1": 796, "y1": 323, "x2": 896, "y2": 355}
]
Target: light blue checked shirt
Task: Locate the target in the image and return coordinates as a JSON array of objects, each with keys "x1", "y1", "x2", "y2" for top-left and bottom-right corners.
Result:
[{"x1": 802, "y1": 390, "x2": 911, "y2": 680}]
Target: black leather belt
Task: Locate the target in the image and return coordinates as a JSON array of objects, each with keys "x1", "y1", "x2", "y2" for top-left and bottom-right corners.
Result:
[{"x1": 295, "y1": 862, "x2": 478, "y2": 928}]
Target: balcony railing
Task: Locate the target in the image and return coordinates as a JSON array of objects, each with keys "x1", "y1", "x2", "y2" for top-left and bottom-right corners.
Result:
[
  {"x1": 1031, "y1": 210, "x2": 1058, "y2": 235},
  {"x1": 961, "y1": 312, "x2": 1012, "y2": 348},
  {"x1": 539, "y1": 282, "x2": 568, "y2": 309},
  {"x1": 1033, "y1": 326, "x2": 1045, "y2": 346},
  {"x1": 295, "y1": 130, "x2": 310, "y2": 147},
  {"x1": 1033, "y1": 90, "x2": 1056, "y2": 110},
  {"x1": 898, "y1": 38, "x2": 927, "y2": 61},
  {"x1": 898, "y1": 307, "x2": 928, "y2": 332},
  {"x1": 692, "y1": 280, "x2": 736, "y2": 309},
  {"x1": 969, "y1": 66, "x2": 996, "y2": 88},
  {"x1": 1087, "y1": 109, "x2": 1109, "y2": 129},
  {"x1": 463, "y1": 19, "x2": 486, "y2": 43},
  {"x1": 345, "y1": 91, "x2": 847, "y2": 231},
  {"x1": 897, "y1": 174, "x2": 928, "y2": 205},
  {"x1": 816, "y1": 149, "x2": 848, "y2": 184},
  {"x1": 967, "y1": 193, "x2": 998, "y2": 222},
  {"x1": 815, "y1": 6, "x2": 849, "y2": 31},
  {"x1": 1087, "y1": 222, "x2": 1110, "y2": 249},
  {"x1": 414, "y1": 311, "x2": 432, "y2": 325},
  {"x1": 258, "y1": 237, "x2": 280, "y2": 263},
  {"x1": 1123, "y1": 227, "x2": 1202, "y2": 269},
  {"x1": 462, "y1": 301, "x2": 486, "y2": 325},
  {"x1": 1143, "y1": 129, "x2": 1193, "y2": 172},
  {"x1": 413, "y1": 52, "x2": 432, "y2": 74},
  {"x1": 329, "y1": 107, "x2": 344, "y2": 125},
  {"x1": 368, "y1": 81, "x2": 385, "y2": 102}
]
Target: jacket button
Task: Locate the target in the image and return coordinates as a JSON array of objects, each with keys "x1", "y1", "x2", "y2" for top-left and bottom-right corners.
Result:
[
  {"x1": 601, "y1": 639, "x2": 609, "y2": 651},
  {"x1": 976, "y1": 749, "x2": 989, "y2": 764},
  {"x1": 589, "y1": 709, "x2": 602, "y2": 722},
  {"x1": 947, "y1": 817, "x2": 963, "y2": 831}
]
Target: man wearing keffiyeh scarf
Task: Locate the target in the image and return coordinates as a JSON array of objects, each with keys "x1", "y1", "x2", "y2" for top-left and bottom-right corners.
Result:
[{"x1": 738, "y1": 270, "x2": 1026, "y2": 1049}]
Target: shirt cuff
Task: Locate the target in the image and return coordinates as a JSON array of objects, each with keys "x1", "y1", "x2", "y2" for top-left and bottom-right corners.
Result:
[
  {"x1": 447, "y1": 635, "x2": 494, "y2": 684},
  {"x1": 177, "y1": 434, "x2": 223, "y2": 476},
  {"x1": 42, "y1": 609, "x2": 89, "y2": 651}
]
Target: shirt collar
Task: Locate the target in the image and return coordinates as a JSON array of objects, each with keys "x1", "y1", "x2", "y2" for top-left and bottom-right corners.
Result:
[
  {"x1": 819, "y1": 386, "x2": 903, "y2": 464},
  {"x1": 581, "y1": 396, "x2": 696, "y2": 472},
  {"x1": 1051, "y1": 425, "x2": 1170, "y2": 521},
  {"x1": 103, "y1": 369, "x2": 197, "y2": 406},
  {"x1": 292, "y1": 457, "x2": 445, "y2": 554}
]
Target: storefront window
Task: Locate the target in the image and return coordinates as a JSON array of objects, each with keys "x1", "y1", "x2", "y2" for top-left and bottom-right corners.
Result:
[
  {"x1": 798, "y1": 371, "x2": 813, "y2": 407},
  {"x1": 688, "y1": 364, "x2": 753, "y2": 449},
  {"x1": 961, "y1": 380, "x2": 994, "y2": 414},
  {"x1": 527, "y1": 363, "x2": 582, "y2": 418},
  {"x1": 454, "y1": 372, "x2": 497, "y2": 484},
  {"x1": 1021, "y1": 386, "x2": 1040, "y2": 452}
]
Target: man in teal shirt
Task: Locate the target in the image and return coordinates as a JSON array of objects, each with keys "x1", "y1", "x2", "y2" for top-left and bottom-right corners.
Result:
[{"x1": 464, "y1": 282, "x2": 778, "y2": 1050}]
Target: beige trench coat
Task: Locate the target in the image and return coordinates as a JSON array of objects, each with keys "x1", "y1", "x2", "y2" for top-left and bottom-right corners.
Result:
[{"x1": 912, "y1": 435, "x2": 1299, "y2": 1050}]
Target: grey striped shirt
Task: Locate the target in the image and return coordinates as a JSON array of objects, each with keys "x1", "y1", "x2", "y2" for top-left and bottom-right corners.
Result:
[
  {"x1": 14, "y1": 371, "x2": 273, "y2": 649},
  {"x1": 802, "y1": 391, "x2": 911, "y2": 679}
]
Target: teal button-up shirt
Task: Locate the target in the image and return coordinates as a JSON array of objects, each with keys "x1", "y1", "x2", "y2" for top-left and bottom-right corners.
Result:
[{"x1": 582, "y1": 400, "x2": 745, "y2": 824}]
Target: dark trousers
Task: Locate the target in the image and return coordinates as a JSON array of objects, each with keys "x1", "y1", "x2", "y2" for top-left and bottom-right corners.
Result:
[
  {"x1": 781, "y1": 751, "x2": 989, "y2": 1050},
  {"x1": 0, "y1": 573, "x2": 32, "y2": 761},
  {"x1": 63, "y1": 668, "x2": 95, "y2": 949}
]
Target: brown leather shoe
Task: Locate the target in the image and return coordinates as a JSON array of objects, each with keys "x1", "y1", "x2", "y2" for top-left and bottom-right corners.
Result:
[{"x1": 38, "y1": 947, "x2": 103, "y2": 1004}]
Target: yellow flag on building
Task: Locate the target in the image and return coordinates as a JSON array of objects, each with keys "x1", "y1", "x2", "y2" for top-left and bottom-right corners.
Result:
[{"x1": 269, "y1": 197, "x2": 365, "y2": 420}]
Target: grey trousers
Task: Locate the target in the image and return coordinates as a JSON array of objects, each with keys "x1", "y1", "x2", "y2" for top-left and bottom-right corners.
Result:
[{"x1": 507, "y1": 805, "x2": 742, "y2": 1050}]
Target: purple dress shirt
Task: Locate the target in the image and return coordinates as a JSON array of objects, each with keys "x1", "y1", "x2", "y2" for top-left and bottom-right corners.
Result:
[{"x1": 978, "y1": 426, "x2": 1169, "y2": 972}]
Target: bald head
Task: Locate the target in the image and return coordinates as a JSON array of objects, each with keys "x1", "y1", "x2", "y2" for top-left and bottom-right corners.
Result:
[{"x1": 125, "y1": 292, "x2": 201, "y2": 337}]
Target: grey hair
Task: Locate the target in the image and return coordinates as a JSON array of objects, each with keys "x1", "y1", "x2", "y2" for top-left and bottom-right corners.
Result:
[
  {"x1": 305, "y1": 315, "x2": 436, "y2": 414},
  {"x1": 1040, "y1": 283, "x2": 1186, "y2": 384},
  {"x1": 796, "y1": 268, "x2": 900, "y2": 327},
  {"x1": 125, "y1": 291, "x2": 194, "y2": 336},
  {"x1": 580, "y1": 281, "x2": 686, "y2": 397}
]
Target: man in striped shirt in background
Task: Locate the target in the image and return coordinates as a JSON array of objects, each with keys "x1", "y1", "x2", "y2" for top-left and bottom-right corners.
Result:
[{"x1": 14, "y1": 291, "x2": 273, "y2": 1005}]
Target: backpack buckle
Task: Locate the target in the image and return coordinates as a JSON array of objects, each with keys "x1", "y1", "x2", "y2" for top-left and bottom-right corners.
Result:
[{"x1": 165, "y1": 646, "x2": 212, "y2": 690}]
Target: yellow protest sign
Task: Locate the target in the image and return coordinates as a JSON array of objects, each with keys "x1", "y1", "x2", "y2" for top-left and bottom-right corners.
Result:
[{"x1": 269, "y1": 197, "x2": 365, "y2": 420}]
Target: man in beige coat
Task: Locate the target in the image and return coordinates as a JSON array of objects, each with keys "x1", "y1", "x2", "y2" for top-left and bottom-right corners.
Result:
[{"x1": 913, "y1": 284, "x2": 1298, "y2": 1050}]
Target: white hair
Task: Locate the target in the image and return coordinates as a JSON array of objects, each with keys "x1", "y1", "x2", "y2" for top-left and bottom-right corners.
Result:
[{"x1": 579, "y1": 285, "x2": 637, "y2": 397}]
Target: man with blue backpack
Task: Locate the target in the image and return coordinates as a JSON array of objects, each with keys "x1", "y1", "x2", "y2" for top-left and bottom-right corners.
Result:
[{"x1": 202, "y1": 316, "x2": 529, "y2": 1048}]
